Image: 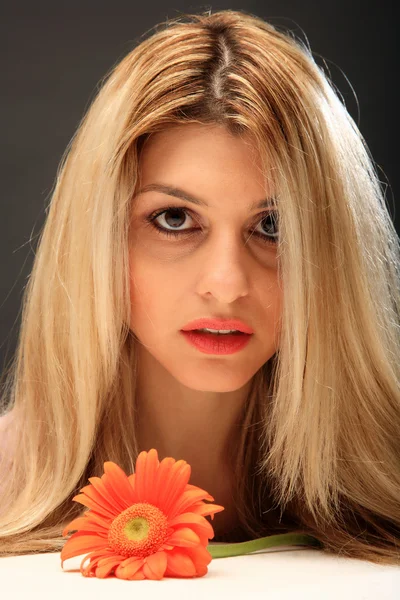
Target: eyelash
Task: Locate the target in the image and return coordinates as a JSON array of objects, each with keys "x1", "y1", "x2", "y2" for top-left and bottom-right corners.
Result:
[{"x1": 145, "y1": 205, "x2": 279, "y2": 246}]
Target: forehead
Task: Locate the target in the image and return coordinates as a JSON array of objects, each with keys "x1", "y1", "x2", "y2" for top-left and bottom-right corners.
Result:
[
  {"x1": 141, "y1": 123, "x2": 258, "y2": 155},
  {"x1": 138, "y1": 124, "x2": 271, "y2": 190}
]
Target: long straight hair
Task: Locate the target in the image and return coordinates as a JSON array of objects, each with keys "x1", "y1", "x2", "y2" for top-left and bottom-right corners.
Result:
[{"x1": 0, "y1": 9, "x2": 399, "y2": 564}]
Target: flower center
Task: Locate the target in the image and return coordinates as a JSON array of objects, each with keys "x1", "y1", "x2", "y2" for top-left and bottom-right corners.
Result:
[{"x1": 107, "y1": 502, "x2": 170, "y2": 558}]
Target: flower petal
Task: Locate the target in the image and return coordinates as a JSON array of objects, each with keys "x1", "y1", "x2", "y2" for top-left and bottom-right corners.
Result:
[
  {"x1": 135, "y1": 449, "x2": 160, "y2": 506},
  {"x1": 60, "y1": 532, "x2": 108, "y2": 566},
  {"x1": 186, "y1": 482, "x2": 215, "y2": 499},
  {"x1": 126, "y1": 570, "x2": 145, "y2": 580},
  {"x1": 156, "y1": 460, "x2": 192, "y2": 517},
  {"x1": 81, "y1": 554, "x2": 102, "y2": 576},
  {"x1": 102, "y1": 461, "x2": 137, "y2": 508},
  {"x1": 167, "y1": 513, "x2": 215, "y2": 546},
  {"x1": 168, "y1": 486, "x2": 216, "y2": 520},
  {"x1": 80, "y1": 509, "x2": 113, "y2": 530},
  {"x1": 188, "y1": 501, "x2": 225, "y2": 520},
  {"x1": 134, "y1": 449, "x2": 163, "y2": 503},
  {"x1": 62, "y1": 515, "x2": 108, "y2": 538},
  {"x1": 128, "y1": 473, "x2": 136, "y2": 490},
  {"x1": 71, "y1": 492, "x2": 116, "y2": 520},
  {"x1": 168, "y1": 511, "x2": 215, "y2": 537},
  {"x1": 116, "y1": 556, "x2": 144, "y2": 580},
  {"x1": 167, "y1": 526, "x2": 201, "y2": 547},
  {"x1": 142, "y1": 551, "x2": 167, "y2": 580},
  {"x1": 80, "y1": 549, "x2": 125, "y2": 577},
  {"x1": 185, "y1": 544, "x2": 212, "y2": 576},
  {"x1": 95, "y1": 556, "x2": 123, "y2": 578},
  {"x1": 88, "y1": 476, "x2": 127, "y2": 514},
  {"x1": 79, "y1": 483, "x2": 121, "y2": 515},
  {"x1": 165, "y1": 548, "x2": 197, "y2": 578}
]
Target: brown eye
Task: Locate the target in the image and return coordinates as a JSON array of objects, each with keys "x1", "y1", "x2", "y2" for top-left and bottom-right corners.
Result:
[
  {"x1": 157, "y1": 208, "x2": 191, "y2": 230},
  {"x1": 145, "y1": 206, "x2": 279, "y2": 246},
  {"x1": 255, "y1": 212, "x2": 279, "y2": 243}
]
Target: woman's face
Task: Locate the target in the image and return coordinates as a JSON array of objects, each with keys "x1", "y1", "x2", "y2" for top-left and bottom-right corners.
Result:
[{"x1": 128, "y1": 123, "x2": 282, "y2": 392}]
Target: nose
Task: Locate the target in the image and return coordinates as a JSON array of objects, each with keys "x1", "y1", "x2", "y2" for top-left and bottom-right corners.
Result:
[{"x1": 194, "y1": 231, "x2": 251, "y2": 302}]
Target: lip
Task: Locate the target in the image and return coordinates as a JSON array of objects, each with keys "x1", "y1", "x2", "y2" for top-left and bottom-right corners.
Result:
[
  {"x1": 181, "y1": 317, "x2": 254, "y2": 334},
  {"x1": 181, "y1": 330, "x2": 252, "y2": 355}
]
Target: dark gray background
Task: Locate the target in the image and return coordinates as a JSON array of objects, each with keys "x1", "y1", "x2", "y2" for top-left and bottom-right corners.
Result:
[{"x1": 0, "y1": 1, "x2": 397, "y2": 373}]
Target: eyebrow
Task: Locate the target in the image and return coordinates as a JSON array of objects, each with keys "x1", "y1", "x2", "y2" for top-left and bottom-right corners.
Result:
[{"x1": 135, "y1": 183, "x2": 277, "y2": 210}]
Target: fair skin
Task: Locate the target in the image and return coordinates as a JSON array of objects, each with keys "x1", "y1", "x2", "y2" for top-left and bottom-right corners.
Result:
[{"x1": 128, "y1": 123, "x2": 282, "y2": 535}]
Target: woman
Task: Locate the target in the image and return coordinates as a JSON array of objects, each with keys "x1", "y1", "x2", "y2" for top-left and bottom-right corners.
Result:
[{"x1": 0, "y1": 9, "x2": 399, "y2": 565}]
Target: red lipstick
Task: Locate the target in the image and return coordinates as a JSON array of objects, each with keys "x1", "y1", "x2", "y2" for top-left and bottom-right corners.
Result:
[
  {"x1": 181, "y1": 317, "x2": 254, "y2": 334},
  {"x1": 180, "y1": 316, "x2": 254, "y2": 355}
]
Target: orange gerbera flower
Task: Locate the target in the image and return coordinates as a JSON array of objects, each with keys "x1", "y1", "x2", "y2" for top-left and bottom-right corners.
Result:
[{"x1": 60, "y1": 449, "x2": 225, "y2": 580}]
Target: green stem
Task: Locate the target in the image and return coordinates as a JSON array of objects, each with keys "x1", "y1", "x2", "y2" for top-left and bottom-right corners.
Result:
[{"x1": 207, "y1": 532, "x2": 322, "y2": 559}]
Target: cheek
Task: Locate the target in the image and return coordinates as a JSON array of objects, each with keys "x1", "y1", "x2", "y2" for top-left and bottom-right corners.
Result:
[
  {"x1": 274, "y1": 290, "x2": 283, "y2": 346},
  {"x1": 128, "y1": 252, "x2": 181, "y2": 333},
  {"x1": 261, "y1": 276, "x2": 283, "y2": 346},
  {"x1": 271, "y1": 281, "x2": 283, "y2": 319},
  {"x1": 129, "y1": 255, "x2": 156, "y2": 320}
]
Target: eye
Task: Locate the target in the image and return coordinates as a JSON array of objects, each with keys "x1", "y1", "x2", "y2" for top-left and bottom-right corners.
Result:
[
  {"x1": 252, "y1": 212, "x2": 279, "y2": 244},
  {"x1": 145, "y1": 206, "x2": 279, "y2": 246}
]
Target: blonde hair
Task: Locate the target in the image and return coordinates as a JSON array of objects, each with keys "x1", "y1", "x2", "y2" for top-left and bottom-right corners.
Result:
[{"x1": 0, "y1": 9, "x2": 399, "y2": 565}]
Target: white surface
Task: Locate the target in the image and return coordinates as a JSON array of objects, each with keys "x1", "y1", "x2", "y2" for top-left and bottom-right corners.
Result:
[{"x1": 1, "y1": 546, "x2": 399, "y2": 600}]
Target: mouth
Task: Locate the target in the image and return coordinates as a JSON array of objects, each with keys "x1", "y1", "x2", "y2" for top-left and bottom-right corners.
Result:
[
  {"x1": 180, "y1": 328, "x2": 253, "y2": 355},
  {"x1": 187, "y1": 329, "x2": 248, "y2": 336},
  {"x1": 181, "y1": 317, "x2": 254, "y2": 335}
]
